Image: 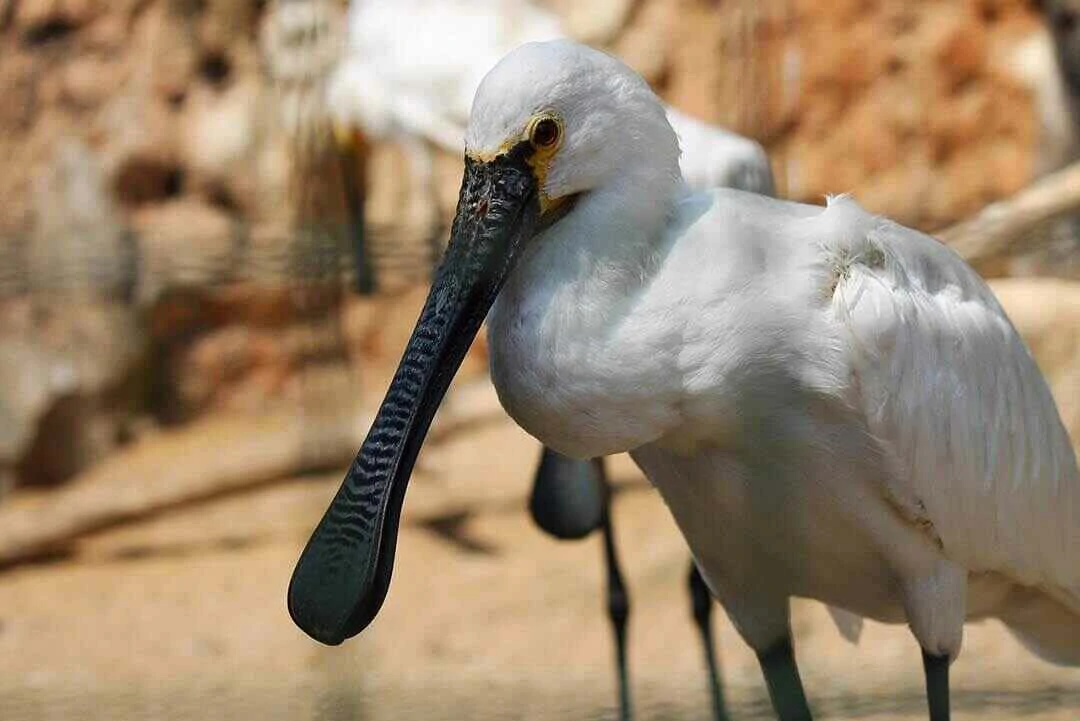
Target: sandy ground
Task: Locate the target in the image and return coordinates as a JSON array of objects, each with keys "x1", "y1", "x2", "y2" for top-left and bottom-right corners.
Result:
[{"x1": 1, "y1": 399, "x2": 1079, "y2": 721}]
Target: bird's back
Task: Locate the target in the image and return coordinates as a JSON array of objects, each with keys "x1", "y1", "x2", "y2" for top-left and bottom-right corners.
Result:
[
  {"x1": 667, "y1": 108, "x2": 776, "y2": 196},
  {"x1": 812, "y1": 196, "x2": 1080, "y2": 610},
  {"x1": 335, "y1": 0, "x2": 562, "y2": 145}
]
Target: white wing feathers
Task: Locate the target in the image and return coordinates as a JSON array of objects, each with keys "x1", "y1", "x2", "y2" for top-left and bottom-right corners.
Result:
[{"x1": 826, "y1": 197, "x2": 1080, "y2": 604}]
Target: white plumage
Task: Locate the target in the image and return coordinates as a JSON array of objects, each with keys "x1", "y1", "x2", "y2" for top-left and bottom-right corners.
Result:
[
  {"x1": 326, "y1": 0, "x2": 774, "y2": 196},
  {"x1": 285, "y1": 37, "x2": 1080, "y2": 719},
  {"x1": 471, "y1": 40, "x2": 1080, "y2": 674}
]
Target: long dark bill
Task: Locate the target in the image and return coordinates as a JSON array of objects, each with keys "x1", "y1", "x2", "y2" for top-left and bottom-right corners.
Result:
[{"x1": 288, "y1": 142, "x2": 540, "y2": 645}]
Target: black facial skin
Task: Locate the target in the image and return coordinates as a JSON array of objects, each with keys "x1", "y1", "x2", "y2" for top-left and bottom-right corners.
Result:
[{"x1": 288, "y1": 140, "x2": 540, "y2": 645}]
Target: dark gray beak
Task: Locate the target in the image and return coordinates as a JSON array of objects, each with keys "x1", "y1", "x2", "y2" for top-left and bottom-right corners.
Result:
[{"x1": 288, "y1": 141, "x2": 540, "y2": 645}]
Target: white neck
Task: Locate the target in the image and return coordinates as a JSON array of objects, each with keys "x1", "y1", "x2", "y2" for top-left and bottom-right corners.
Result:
[
  {"x1": 497, "y1": 162, "x2": 685, "y2": 324},
  {"x1": 486, "y1": 160, "x2": 686, "y2": 457}
]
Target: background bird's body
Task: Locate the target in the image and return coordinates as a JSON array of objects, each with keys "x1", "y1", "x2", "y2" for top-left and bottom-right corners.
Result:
[
  {"x1": 666, "y1": 107, "x2": 776, "y2": 196},
  {"x1": 489, "y1": 184, "x2": 1080, "y2": 662},
  {"x1": 329, "y1": 0, "x2": 560, "y2": 151},
  {"x1": 328, "y1": 0, "x2": 774, "y2": 195}
]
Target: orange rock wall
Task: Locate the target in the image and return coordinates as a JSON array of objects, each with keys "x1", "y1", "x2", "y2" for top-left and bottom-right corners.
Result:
[
  {"x1": 0, "y1": 0, "x2": 1053, "y2": 238},
  {"x1": 643, "y1": 0, "x2": 1044, "y2": 229},
  {"x1": 0, "y1": 0, "x2": 1060, "y2": 462}
]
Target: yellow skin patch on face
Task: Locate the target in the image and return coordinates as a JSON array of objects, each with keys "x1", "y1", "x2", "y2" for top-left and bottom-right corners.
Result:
[{"x1": 467, "y1": 113, "x2": 565, "y2": 214}]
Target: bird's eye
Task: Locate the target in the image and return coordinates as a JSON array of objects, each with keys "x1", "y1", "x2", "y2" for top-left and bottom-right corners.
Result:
[{"x1": 530, "y1": 117, "x2": 560, "y2": 149}]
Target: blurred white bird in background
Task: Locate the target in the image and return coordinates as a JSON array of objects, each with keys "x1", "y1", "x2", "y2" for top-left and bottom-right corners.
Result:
[{"x1": 325, "y1": 0, "x2": 774, "y2": 251}]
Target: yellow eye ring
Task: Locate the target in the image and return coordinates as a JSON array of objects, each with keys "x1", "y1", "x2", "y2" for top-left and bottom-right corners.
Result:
[{"x1": 528, "y1": 116, "x2": 562, "y2": 150}]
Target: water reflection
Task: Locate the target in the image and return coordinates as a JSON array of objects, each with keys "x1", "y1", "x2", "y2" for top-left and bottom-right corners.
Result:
[{"x1": 4, "y1": 679, "x2": 1080, "y2": 721}]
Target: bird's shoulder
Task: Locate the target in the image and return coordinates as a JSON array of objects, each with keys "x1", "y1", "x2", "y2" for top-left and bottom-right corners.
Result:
[
  {"x1": 670, "y1": 187, "x2": 817, "y2": 242},
  {"x1": 675, "y1": 191, "x2": 998, "y2": 310}
]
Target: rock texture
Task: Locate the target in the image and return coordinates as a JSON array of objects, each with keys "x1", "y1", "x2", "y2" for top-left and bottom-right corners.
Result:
[
  {"x1": 0, "y1": 139, "x2": 144, "y2": 490},
  {"x1": 0, "y1": 0, "x2": 1054, "y2": 241},
  {"x1": 0, "y1": 0, "x2": 363, "y2": 485},
  {"x1": 0, "y1": 0, "x2": 1070, "y2": 486}
]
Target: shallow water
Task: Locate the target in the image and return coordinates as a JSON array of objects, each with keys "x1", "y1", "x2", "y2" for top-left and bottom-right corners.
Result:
[{"x1": 4, "y1": 678, "x2": 1080, "y2": 721}]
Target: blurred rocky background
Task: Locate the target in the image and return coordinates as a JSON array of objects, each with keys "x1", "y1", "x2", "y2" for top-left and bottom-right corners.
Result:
[
  {"x1": 1, "y1": 1, "x2": 1080, "y2": 719},
  {"x1": 0, "y1": 0, "x2": 1068, "y2": 490}
]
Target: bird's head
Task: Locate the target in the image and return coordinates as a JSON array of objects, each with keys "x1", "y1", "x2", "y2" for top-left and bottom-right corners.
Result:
[
  {"x1": 465, "y1": 39, "x2": 680, "y2": 216},
  {"x1": 288, "y1": 39, "x2": 678, "y2": 645}
]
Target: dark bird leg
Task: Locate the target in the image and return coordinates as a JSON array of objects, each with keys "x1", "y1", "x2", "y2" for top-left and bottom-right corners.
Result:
[
  {"x1": 601, "y1": 484, "x2": 633, "y2": 721},
  {"x1": 529, "y1": 448, "x2": 632, "y2": 721},
  {"x1": 757, "y1": 637, "x2": 813, "y2": 721},
  {"x1": 335, "y1": 127, "x2": 376, "y2": 296},
  {"x1": 688, "y1": 563, "x2": 731, "y2": 721},
  {"x1": 922, "y1": 650, "x2": 950, "y2": 721}
]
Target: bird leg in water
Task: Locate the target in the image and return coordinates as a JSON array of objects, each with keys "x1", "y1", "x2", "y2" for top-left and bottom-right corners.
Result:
[
  {"x1": 922, "y1": 650, "x2": 950, "y2": 721},
  {"x1": 530, "y1": 449, "x2": 731, "y2": 721},
  {"x1": 334, "y1": 126, "x2": 376, "y2": 295},
  {"x1": 688, "y1": 563, "x2": 731, "y2": 721},
  {"x1": 600, "y1": 489, "x2": 633, "y2": 721},
  {"x1": 528, "y1": 450, "x2": 633, "y2": 719},
  {"x1": 757, "y1": 637, "x2": 813, "y2": 721}
]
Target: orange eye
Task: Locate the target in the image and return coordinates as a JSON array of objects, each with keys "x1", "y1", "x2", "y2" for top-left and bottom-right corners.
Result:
[{"x1": 530, "y1": 118, "x2": 560, "y2": 149}]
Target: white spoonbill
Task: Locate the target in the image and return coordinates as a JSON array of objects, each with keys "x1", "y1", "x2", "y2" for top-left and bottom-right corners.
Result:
[{"x1": 289, "y1": 40, "x2": 1080, "y2": 721}]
